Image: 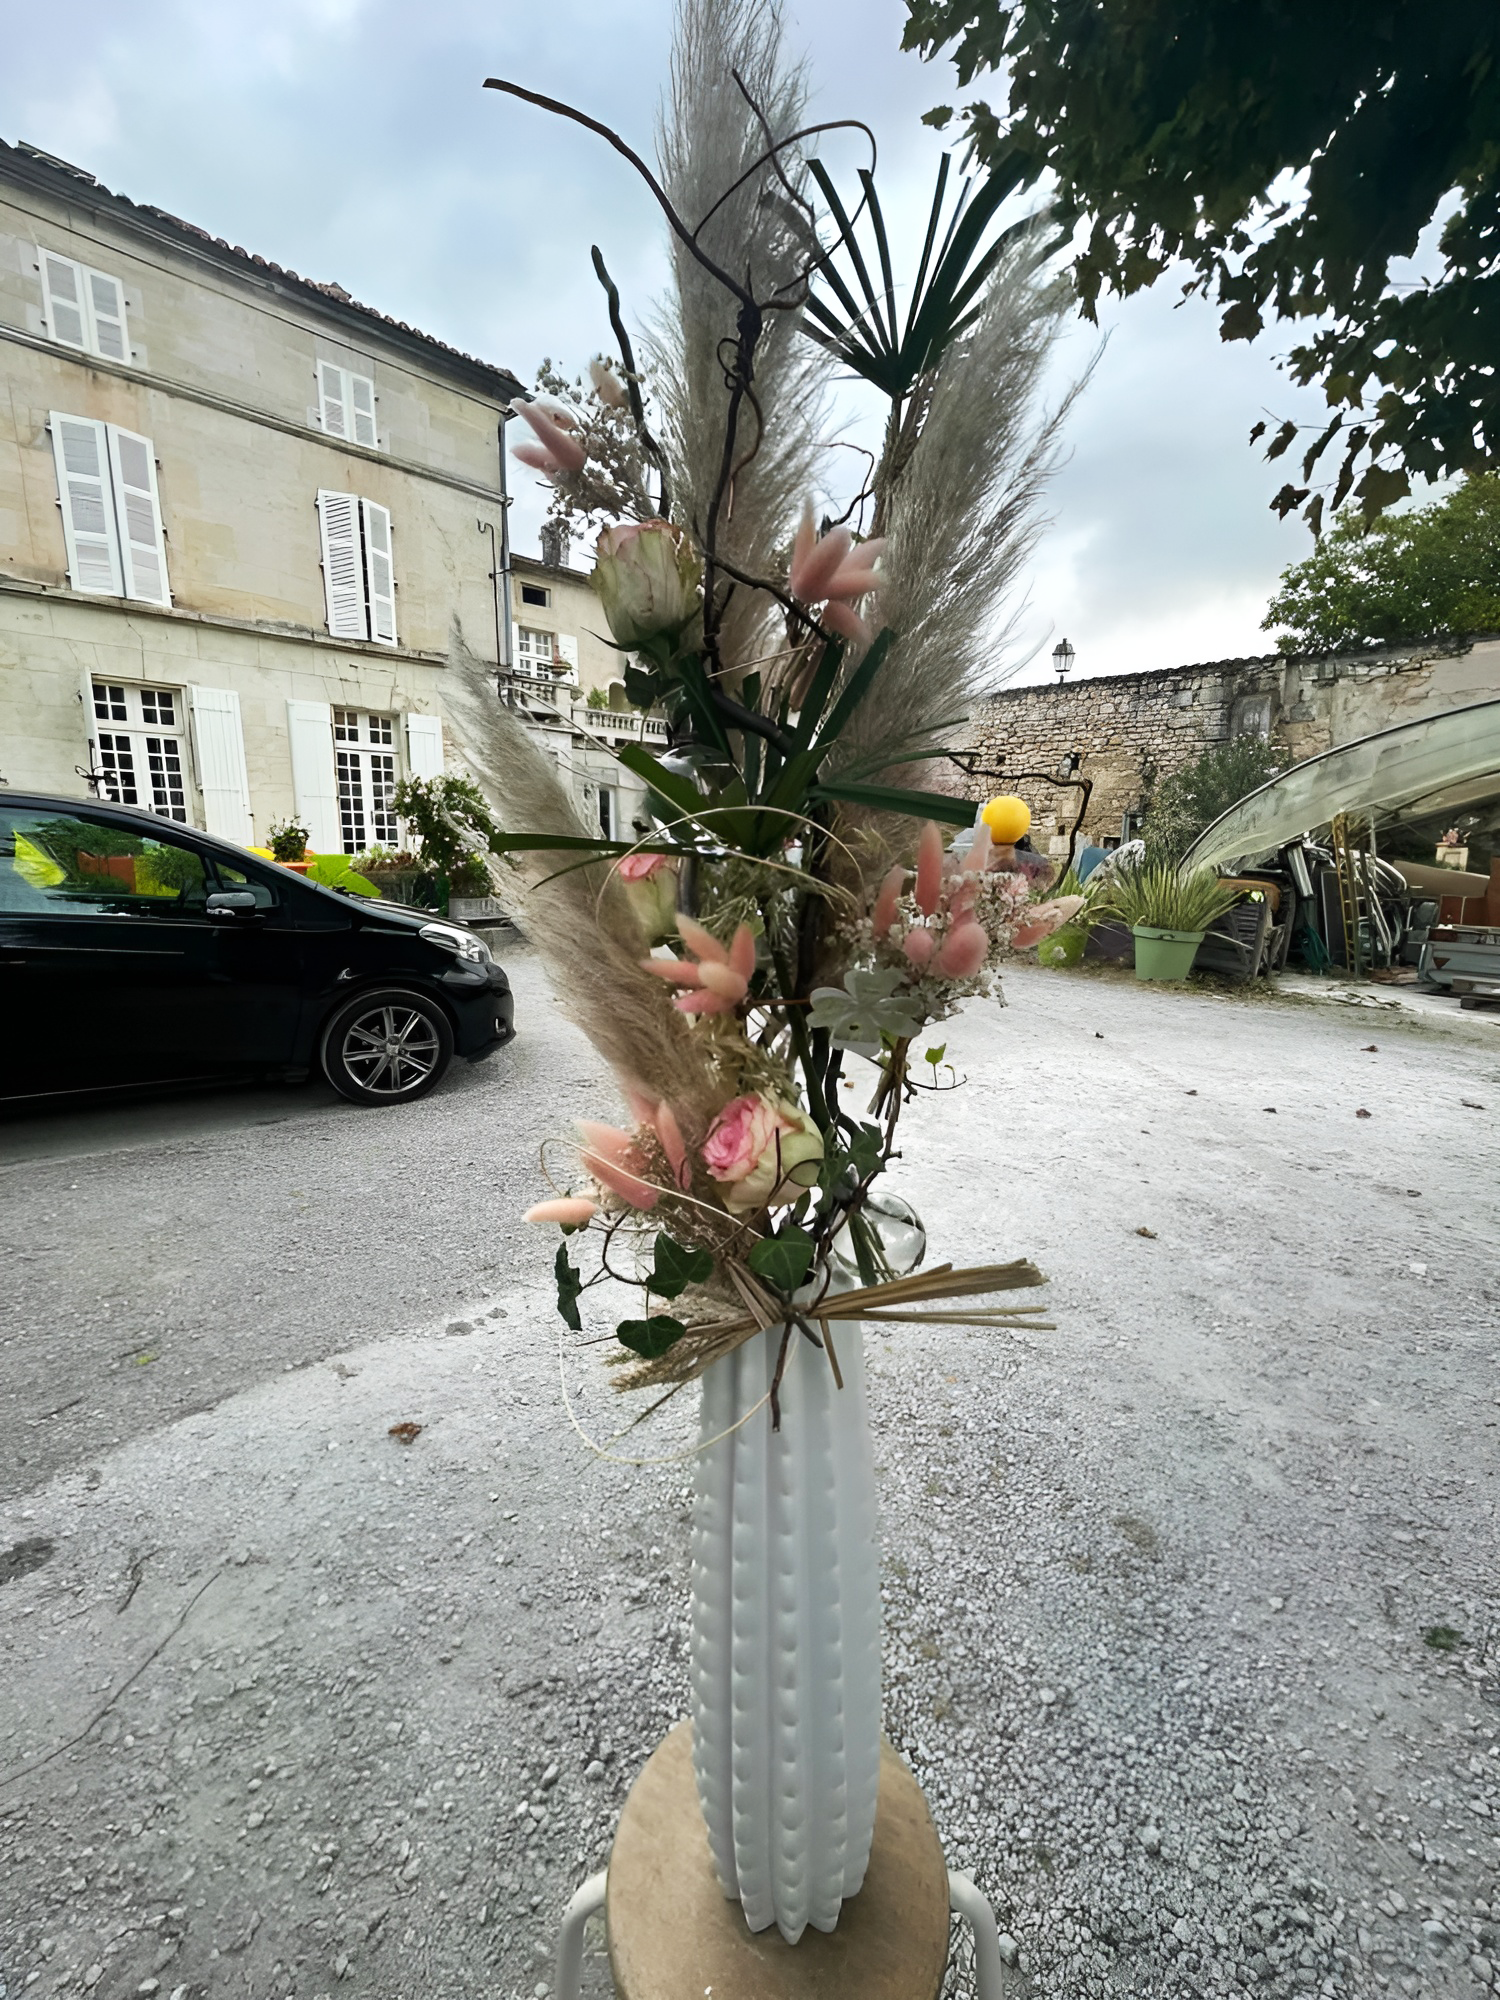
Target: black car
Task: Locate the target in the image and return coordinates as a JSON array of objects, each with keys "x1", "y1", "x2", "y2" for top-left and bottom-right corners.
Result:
[{"x1": 0, "y1": 792, "x2": 514, "y2": 1107}]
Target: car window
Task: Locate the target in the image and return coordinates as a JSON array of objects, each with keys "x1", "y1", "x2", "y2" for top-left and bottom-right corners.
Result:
[
  {"x1": 0, "y1": 806, "x2": 208, "y2": 917},
  {"x1": 212, "y1": 856, "x2": 281, "y2": 911}
]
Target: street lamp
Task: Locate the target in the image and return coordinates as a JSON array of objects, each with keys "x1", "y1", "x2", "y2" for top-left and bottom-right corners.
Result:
[{"x1": 1052, "y1": 637, "x2": 1075, "y2": 683}]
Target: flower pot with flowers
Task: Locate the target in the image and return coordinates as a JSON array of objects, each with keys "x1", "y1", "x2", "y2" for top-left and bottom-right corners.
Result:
[
  {"x1": 461, "y1": 2, "x2": 1086, "y2": 1953},
  {"x1": 1092, "y1": 862, "x2": 1238, "y2": 981},
  {"x1": 267, "y1": 819, "x2": 309, "y2": 867}
]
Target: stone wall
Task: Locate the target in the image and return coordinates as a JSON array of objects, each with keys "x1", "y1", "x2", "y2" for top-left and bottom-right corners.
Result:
[{"x1": 961, "y1": 637, "x2": 1500, "y2": 852}]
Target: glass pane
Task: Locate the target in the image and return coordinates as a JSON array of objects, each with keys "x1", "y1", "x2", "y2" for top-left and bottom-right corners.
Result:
[
  {"x1": 0, "y1": 810, "x2": 207, "y2": 916},
  {"x1": 97, "y1": 733, "x2": 139, "y2": 806},
  {"x1": 336, "y1": 750, "x2": 368, "y2": 854},
  {"x1": 215, "y1": 859, "x2": 279, "y2": 910}
]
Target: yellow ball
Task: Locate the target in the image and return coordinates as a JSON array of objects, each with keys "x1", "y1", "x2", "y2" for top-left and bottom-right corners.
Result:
[{"x1": 981, "y1": 794, "x2": 1031, "y2": 843}]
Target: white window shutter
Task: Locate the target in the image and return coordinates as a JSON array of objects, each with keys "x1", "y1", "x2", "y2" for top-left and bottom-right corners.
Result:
[
  {"x1": 49, "y1": 412, "x2": 123, "y2": 595},
  {"x1": 84, "y1": 267, "x2": 129, "y2": 362},
  {"x1": 404, "y1": 711, "x2": 444, "y2": 779},
  {"x1": 106, "y1": 427, "x2": 171, "y2": 604},
  {"x1": 349, "y1": 372, "x2": 378, "y2": 449},
  {"x1": 188, "y1": 686, "x2": 254, "y2": 844},
  {"x1": 42, "y1": 253, "x2": 87, "y2": 350},
  {"x1": 556, "y1": 633, "x2": 579, "y2": 673},
  {"x1": 316, "y1": 490, "x2": 367, "y2": 639},
  {"x1": 360, "y1": 499, "x2": 396, "y2": 644},
  {"x1": 285, "y1": 698, "x2": 342, "y2": 852},
  {"x1": 318, "y1": 362, "x2": 350, "y2": 437}
]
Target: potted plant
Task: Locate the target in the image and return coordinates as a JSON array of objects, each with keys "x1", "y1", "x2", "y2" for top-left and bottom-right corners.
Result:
[
  {"x1": 1094, "y1": 861, "x2": 1237, "y2": 981},
  {"x1": 1035, "y1": 866, "x2": 1090, "y2": 966},
  {"x1": 266, "y1": 818, "x2": 309, "y2": 866}
]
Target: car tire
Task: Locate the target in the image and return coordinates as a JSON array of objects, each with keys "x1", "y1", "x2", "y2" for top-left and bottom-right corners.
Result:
[{"x1": 319, "y1": 988, "x2": 454, "y2": 1107}]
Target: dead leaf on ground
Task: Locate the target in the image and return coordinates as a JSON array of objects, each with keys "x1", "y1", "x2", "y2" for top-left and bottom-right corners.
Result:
[
  {"x1": 1356, "y1": 1108, "x2": 1371, "y2": 1118},
  {"x1": 388, "y1": 1422, "x2": 423, "y2": 1445},
  {"x1": 1135, "y1": 1227, "x2": 1158, "y2": 1240}
]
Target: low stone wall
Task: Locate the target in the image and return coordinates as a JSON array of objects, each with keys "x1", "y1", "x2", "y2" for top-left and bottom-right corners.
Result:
[{"x1": 958, "y1": 636, "x2": 1500, "y2": 851}]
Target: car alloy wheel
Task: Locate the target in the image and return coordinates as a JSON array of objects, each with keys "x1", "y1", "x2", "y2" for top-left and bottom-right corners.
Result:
[{"x1": 340, "y1": 1003, "x2": 442, "y2": 1095}]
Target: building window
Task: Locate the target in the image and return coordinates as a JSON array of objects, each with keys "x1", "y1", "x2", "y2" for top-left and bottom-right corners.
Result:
[
  {"x1": 520, "y1": 582, "x2": 550, "y2": 608},
  {"x1": 49, "y1": 413, "x2": 170, "y2": 603},
  {"x1": 1231, "y1": 693, "x2": 1273, "y2": 741},
  {"x1": 317, "y1": 362, "x2": 379, "y2": 449},
  {"x1": 40, "y1": 250, "x2": 129, "y2": 362},
  {"x1": 91, "y1": 682, "x2": 188, "y2": 822},
  {"x1": 516, "y1": 626, "x2": 555, "y2": 674},
  {"x1": 316, "y1": 491, "x2": 397, "y2": 644},
  {"x1": 598, "y1": 787, "x2": 615, "y2": 841},
  {"x1": 333, "y1": 710, "x2": 400, "y2": 854}
]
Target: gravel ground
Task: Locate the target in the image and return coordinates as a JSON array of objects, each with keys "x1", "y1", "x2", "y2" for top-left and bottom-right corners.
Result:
[{"x1": 1, "y1": 958, "x2": 1497, "y2": 2000}]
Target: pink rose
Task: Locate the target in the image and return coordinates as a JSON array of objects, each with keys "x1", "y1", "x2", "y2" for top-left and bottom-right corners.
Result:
[{"x1": 702, "y1": 1094, "x2": 824, "y2": 1214}]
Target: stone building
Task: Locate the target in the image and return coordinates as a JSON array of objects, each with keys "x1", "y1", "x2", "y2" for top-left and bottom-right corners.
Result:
[
  {"x1": 962, "y1": 635, "x2": 1500, "y2": 852},
  {"x1": 0, "y1": 138, "x2": 655, "y2": 854}
]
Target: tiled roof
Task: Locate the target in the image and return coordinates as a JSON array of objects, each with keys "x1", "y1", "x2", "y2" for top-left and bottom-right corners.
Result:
[{"x1": 1, "y1": 138, "x2": 526, "y2": 404}]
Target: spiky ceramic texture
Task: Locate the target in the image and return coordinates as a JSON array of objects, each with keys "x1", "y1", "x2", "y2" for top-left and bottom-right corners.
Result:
[{"x1": 689, "y1": 1321, "x2": 882, "y2": 1942}]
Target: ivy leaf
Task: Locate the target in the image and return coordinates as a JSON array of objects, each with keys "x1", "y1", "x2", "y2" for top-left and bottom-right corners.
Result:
[
  {"x1": 747, "y1": 1228, "x2": 814, "y2": 1295},
  {"x1": 616, "y1": 1315, "x2": 687, "y2": 1358},
  {"x1": 651, "y1": 1234, "x2": 715, "y2": 1300},
  {"x1": 554, "y1": 1242, "x2": 583, "y2": 1332}
]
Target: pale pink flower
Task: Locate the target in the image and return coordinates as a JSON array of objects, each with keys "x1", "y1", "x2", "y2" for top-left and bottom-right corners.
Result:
[
  {"x1": 788, "y1": 501, "x2": 884, "y2": 631},
  {"x1": 821, "y1": 601, "x2": 872, "y2": 646},
  {"x1": 615, "y1": 850, "x2": 678, "y2": 941},
  {"x1": 588, "y1": 357, "x2": 629, "y2": 408},
  {"x1": 523, "y1": 1196, "x2": 598, "y2": 1227},
  {"x1": 902, "y1": 926, "x2": 935, "y2": 967}
]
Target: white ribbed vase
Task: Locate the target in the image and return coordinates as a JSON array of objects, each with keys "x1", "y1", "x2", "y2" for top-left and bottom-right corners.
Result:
[{"x1": 688, "y1": 1314, "x2": 882, "y2": 1943}]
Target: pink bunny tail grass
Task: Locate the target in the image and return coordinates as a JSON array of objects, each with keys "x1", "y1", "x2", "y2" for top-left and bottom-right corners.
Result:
[
  {"x1": 653, "y1": 1102, "x2": 692, "y2": 1191},
  {"x1": 821, "y1": 601, "x2": 873, "y2": 646},
  {"x1": 674, "y1": 991, "x2": 736, "y2": 1016},
  {"x1": 512, "y1": 441, "x2": 561, "y2": 474},
  {"x1": 790, "y1": 523, "x2": 852, "y2": 603},
  {"x1": 902, "y1": 926, "x2": 935, "y2": 967},
  {"x1": 515, "y1": 400, "x2": 586, "y2": 472},
  {"x1": 676, "y1": 915, "x2": 730, "y2": 965},
  {"x1": 824, "y1": 561, "x2": 882, "y2": 602},
  {"x1": 697, "y1": 962, "x2": 750, "y2": 1002},
  {"x1": 641, "y1": 957, "x2": 703, "y2": 985},
  {"x1": 872, "y1": 864, "x2": 906, "y2": 941},
  {"x1": 914, "y1": 821, "x2": 945, "y2": 917},
  {"x1": 523, "y1": 1197, "x2": 598, "y2": 1227},
  {"x1": 728, "y1": 923, "x2": 757, "y2": 981},
  {"x1": 935, "y1": 920, "x2": 989, "y2": 978},
  {"x1": 961, "y1": 822, "x2": 994, "y2": 873}
]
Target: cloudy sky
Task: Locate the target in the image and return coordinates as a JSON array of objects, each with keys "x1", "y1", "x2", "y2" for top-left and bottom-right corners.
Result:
[{"x1": 2, "y1": 0, "x2": 1337, "y2": 683}]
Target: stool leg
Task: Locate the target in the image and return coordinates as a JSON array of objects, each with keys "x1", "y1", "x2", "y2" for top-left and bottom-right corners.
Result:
[
  {"x1": 553, "y1": 1869, "x2": 608, "y2": 2000},
  {"x1": 948, "y1": 1869, "x2": 1006, "y2": 1999}
]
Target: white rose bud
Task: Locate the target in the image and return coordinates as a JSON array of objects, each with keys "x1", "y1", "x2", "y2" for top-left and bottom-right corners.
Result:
[{"x1": 593, "y1": 520, "x2": 703, "y2": 651}]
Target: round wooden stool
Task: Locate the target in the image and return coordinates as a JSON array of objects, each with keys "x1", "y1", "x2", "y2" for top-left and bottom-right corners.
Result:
[{"x1": 604, "y1": 1721, "x2": 951, "y2": 1999}]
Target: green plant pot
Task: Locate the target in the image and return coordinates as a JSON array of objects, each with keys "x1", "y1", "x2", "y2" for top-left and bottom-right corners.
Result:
[
  {"x1": 1131, "y1": 925, "x2": 1205, "y2": 982},
  {"x1": 1037, "y1": 921, "x2": 1088, "y2": 968}
]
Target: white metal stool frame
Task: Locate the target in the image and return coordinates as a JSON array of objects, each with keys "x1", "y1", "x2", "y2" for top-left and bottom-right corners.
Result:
[{"x1": 551, "y1": 1867, "x2": 1007, "y2": 1999}]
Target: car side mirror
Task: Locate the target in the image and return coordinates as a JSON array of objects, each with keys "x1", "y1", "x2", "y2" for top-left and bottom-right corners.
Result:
[{"x1": 206, "y1": 890, "x2": 259, "y2": 917}]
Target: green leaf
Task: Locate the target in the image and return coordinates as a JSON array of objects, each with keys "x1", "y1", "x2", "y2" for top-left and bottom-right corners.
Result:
[
  {"x1": 616, "y1": 1314, "x2": 687, "y2": 1359},
  {"x1": 554, "y1": 1242, "x2": 583, "y2": 1332},
  {"x1": 810, "y1": 629, "x2": 895, "y2": 751},
  {"x1": 307, "y1": 852, "x2": 379, "y2": 896},
  {"x1": 925, "y1": 1044, "x2": 946, "y2": 1066},
  {"x1": 921, "y1": 104, "x2": 953, "y2": 130},
  {"x1": 623, "y1": 666, "x2": 660, "y2": 710},
  {"x1": 651, "y1": 1234, "x2": 715, "y2": 1300},
  {"x1": 746, "y1": 1228, "x2": 815, "y2": 1295},
  {"x1": 811, "y1": 777, "x2": 976, "y2": 827},
  {"x1": 615, "y1": 744, "x2": 706, "y2": 821}
]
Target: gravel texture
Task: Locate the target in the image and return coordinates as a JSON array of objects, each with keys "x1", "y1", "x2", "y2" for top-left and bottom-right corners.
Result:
[{"x1": 1, "y1": 955, "x2": 1496, "y2": 2000}]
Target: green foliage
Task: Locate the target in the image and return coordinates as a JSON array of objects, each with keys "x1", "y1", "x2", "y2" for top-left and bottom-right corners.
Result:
[
  {"x1": 554, "y1": 1243, "x2": 584, "y2": 1331},
  {"x1": 903, "y1": 0, "x2": 1500, "y2": 528},
  {"x1": 650, "y1": 1235, "x2": 715, "y2": 1300},
  {"x1": 391, "y1": 774, "x2": 499, "y2": 881},
  {"x1": 266, "y1": 819, "x2": 308, "y2": 862},
  {"x1": 615, "y1": 1315, "x2": 687, "y2": 1359},
  {"x1": 1092, "y1": 862, "x2": 1238, "y2": 935},
  {"x1": 584, "y1": 686, "x2": 609, "y2": 710},
  {"x1": 747, "y1": 1228, "x2": 815, "y2": 1295},
  {"x1": 1141, "y1": 740, "x2": 1282, "y2": 864},
  {"x1": 1264, "y1": 476, "x2": 1500, "y2": 652},
  {"x1": 305, "y1": 852, "x2": 378, "y2": 897}
]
